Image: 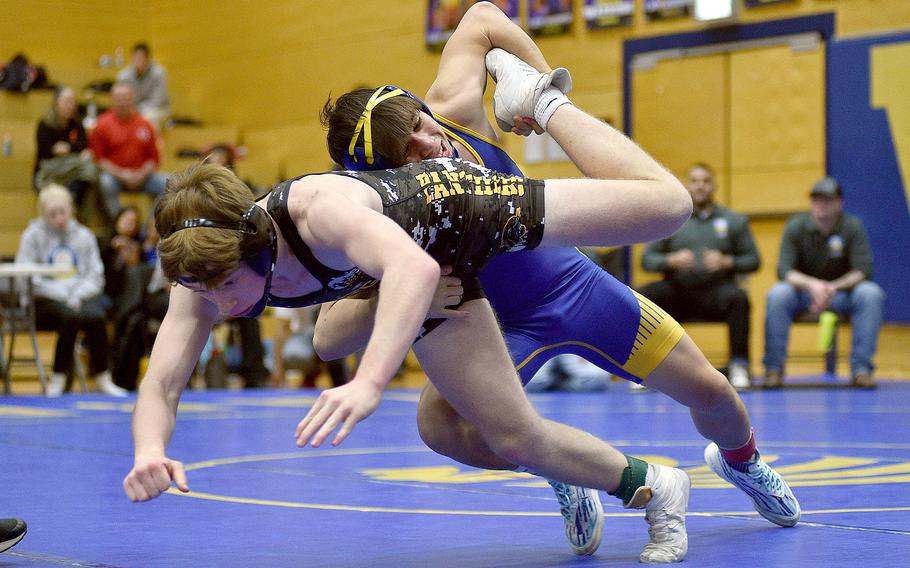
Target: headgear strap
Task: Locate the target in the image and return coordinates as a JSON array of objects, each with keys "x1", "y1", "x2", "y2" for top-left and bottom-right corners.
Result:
[{"x1": 347, "y1": 87, "x2": 408, "y2": 167}]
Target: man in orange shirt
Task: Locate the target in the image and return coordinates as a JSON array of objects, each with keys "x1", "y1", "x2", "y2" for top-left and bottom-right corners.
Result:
[{"x1": 89, "y1": 82, "x2": 168, "y2": 220}]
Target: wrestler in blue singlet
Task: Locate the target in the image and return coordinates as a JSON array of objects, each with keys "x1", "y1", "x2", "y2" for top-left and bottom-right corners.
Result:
[{"x1": 433, "y1": 114, "x2": 683, "y2": 384}]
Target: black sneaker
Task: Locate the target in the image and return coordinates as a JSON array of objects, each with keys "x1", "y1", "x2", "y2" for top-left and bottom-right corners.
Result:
[{"x1": 0, "y1": 518, "x2": 26, "y2": 553}]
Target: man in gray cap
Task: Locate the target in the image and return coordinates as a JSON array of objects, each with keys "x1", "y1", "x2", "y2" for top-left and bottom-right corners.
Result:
[{"x1": 763, "y1": 176, "x2": 884, "y2": 388}]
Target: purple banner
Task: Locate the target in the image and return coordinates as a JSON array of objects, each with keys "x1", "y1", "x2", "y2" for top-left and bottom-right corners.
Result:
[
  {"x1": 427, "y1": 1, "x2": 520, "y2": 51},
  {"x1": 528, "y1": 0, "x2": 574, "y2": 37},
  {"x1": 426, "y1": 0, "x2": 468, "y2": 51},
  {"x1": 584, "y1": 0, "x2": 634, "y2": 30},
  {"x1": 644, "y1": 0, "x2": 692, "y2": 21},
  {"x1": 745, "y1": 0, "x2": 796, "y2": 6}
]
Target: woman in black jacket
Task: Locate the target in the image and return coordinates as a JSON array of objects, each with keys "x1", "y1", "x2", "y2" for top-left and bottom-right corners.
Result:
[{"x1": 34, "y1": 85, "x2": 98, "y2": 220}]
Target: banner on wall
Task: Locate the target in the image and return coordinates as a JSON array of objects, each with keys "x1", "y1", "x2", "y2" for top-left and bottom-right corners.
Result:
[
  {"x1": 644, "y1": 0, "x2": 693, "y2": 21},
  {"x1": 584, "y1": 0, "x2": 634, "y2": 30},
  {"x1": 426, "y1": 0, "x2": 467, "y2": 51},
  {"x1": 426, "y1": 1, "x2": 520, "y2": 51},
  {"x1": 744, "y1": 0, "x2": 795, "y2": 7},
  {"x1": 528, "y1": 0, "x2": 574, "y2": 37}
]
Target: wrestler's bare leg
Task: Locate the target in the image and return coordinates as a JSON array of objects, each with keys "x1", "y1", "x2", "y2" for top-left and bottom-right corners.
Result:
[{"x1": 411, "y1": 298, "x2": 629, "y2": 490}]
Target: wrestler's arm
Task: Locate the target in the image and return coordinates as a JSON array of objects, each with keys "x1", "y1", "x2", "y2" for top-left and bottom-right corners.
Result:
[
  {"x1": 312, "y1": 292, "x2": 378, "y2": 361},
  {"x1": 294, "y1": 186, "x2": 439, "y2": 447},
  {"x1": 425, "y1": 1, "x2": 552, "y2": 126},
  {"x1": 124, "y1": 285, "x2": 219, "y2": 501}
]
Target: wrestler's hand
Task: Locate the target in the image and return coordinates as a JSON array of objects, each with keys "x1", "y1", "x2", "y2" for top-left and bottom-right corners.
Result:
[
  {"x1": 427, "y1": 266, "x2": 470, "y2": 319},
  {"x1": 295, "y1": 381, "x2": 383, "y2": 448},
  {"x1": 123, "y1": 454, "x2": 189, "y2": 502},
  {"x1": 510, "y1": 116, "x2": 544, "y2": 136}
]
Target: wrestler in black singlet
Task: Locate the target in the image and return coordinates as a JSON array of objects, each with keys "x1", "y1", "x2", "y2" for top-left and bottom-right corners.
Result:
[{"x1": 265, "y1": 158, "x2": 545, "y2": 338}]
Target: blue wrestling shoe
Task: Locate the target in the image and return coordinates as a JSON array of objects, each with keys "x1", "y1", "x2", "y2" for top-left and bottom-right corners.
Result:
[
  {"x1": 547, "y1": 480, "x2": 604, "y2": 555},
  {"x1": 704, "y1": 443, "x2": 800, "y2": 527}
]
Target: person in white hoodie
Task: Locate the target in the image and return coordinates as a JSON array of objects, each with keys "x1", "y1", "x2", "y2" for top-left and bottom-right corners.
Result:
[{"x1": 15, "y1": 184, "x2": 127, "y2": 397}]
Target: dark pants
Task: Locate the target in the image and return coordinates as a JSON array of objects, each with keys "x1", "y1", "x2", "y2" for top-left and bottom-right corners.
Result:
[
  {"x1": 230, "y1": 318, "x2": 270, "y2": 388},
  {"x1": 35, "y1": 295, "x2": 110, "y2": 387},
  {"x1": 637, "y1": 280, "x2": 751, "y2": 363}
]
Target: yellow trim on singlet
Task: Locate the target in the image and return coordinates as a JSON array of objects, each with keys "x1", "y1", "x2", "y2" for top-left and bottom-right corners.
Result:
[
  {"x1": 624, "y1": 290, "x2": 684, "y2": 379},
  {"x1": 513, "y1": 289, "x2": 684, "y2": 381},
  {"x1": 433, "y1": 113, "x2": 512, "y2": 151},
  {"x1": 438, "y1": 124, "x2": 484, "y2": 165},
  {"x1": 515, "y1": 341, "x2": 625, "y2": 373}
]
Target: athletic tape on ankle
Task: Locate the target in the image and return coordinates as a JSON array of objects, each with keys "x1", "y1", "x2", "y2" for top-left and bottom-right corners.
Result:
[
  {"x1": 534, "y1": 88, "x2": 572, "y2": 130},
  {"x1": 609, "y1": 455, "x2": 649, "y2": 505}
]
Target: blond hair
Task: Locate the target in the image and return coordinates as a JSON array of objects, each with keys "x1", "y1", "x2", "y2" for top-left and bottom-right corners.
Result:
[
  {"x1": 155, "y1": 163, "x2": 256, "y2": 288},
  {"x1": 37, "y1": 183, "x2": 72, "y2": 216}
]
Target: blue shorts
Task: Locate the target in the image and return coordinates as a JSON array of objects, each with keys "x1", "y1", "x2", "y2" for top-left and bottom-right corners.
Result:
[{"x1": 483, "y1": 248, "x2": 683, "y2": 384}]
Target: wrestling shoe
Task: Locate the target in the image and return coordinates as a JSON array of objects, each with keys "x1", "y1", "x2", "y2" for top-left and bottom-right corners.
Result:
[
  {"x1": 548, "y1": 480, "x2": 604, "y2": 555},
  {"x1": 0, "y1": 518, "x2": 26, "y2": 553},
  {"x1": 704, "y1": 442, "x2": 800, "y2": 527},
  {"x1": 485, "y1": 48, "x2": 572, "y2": 132},
  {"x1": 625, "y1": 464, "x2": 689, "y2": 563}
]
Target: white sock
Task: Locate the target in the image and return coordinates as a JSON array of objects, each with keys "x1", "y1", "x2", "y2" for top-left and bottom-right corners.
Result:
[{"x1": 534, "y1": 87, "x2": 573, "y2": 130}]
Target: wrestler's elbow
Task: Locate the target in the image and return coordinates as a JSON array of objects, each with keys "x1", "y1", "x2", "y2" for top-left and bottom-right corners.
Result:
[
  {"x1": 464, "y1": 1, "x2": 501, "y2": 26},
  {"x1": 662, "y1": 178, "x2": 693, "y2": 234},
  {"x1": 411, "y1": 253, "x2": 442, "y2": 290}
]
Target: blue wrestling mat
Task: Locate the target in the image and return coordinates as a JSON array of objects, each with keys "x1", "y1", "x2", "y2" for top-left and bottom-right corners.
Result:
[{"x1": 2, "y1": 380, "x2": 910, "y2": 567}]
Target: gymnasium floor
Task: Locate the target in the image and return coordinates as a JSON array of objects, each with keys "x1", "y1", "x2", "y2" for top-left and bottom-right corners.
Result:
[{"x1": 2, "y1": 376, "x2": 910, "y2": 567}]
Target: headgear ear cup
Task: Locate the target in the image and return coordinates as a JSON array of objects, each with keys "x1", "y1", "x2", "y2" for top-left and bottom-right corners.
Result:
[{"x1": 345, "y1": 85, "x2": 434, "y2": 171}]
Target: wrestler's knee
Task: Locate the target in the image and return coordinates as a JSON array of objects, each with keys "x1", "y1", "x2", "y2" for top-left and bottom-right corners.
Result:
[
  {"x1": 416, "y1": 395, "x2": 460, "y2": 456},
  {"x1": 482, "y1": 419, "x2": 546, "y2": 467},
  {"x1": 691, "y1": 370, "x2": 739, "y2": 414}
]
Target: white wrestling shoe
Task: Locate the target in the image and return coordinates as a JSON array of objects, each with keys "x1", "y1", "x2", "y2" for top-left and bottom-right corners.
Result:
[
  {"x1": 547, "y1": 480, "x2": 604, "y2": 555},
  {"x1": 704, "y1": 443, "x2": 800, "y2": 527},
  {"x1": 95, "y1": 370, "x2": 129, "y2": 397},
  {"x1": 484, "y1": 48, "x2": 572, "y2": 132},
  {"x1": 625, "y1": 464, "x2": 690, "y2": 563}
]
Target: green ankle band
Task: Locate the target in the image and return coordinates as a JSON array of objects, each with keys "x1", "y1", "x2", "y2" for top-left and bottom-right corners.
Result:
[{"x1": 609, "y1": 455, "x2": 649, "y2": 505}]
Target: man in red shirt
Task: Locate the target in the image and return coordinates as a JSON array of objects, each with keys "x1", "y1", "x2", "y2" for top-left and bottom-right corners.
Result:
[{"x1": 89, "y1": 82, "x2": 168, "y2": 220}]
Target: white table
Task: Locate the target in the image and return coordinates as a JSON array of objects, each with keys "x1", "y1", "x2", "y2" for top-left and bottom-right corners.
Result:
[{"x1": 0, "y1": 263, "x2": 71, "y2": 394}]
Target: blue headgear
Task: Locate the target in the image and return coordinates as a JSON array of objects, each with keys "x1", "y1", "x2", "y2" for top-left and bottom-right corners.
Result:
[
  {"x1": 164, "y1": 204, "x2": 277, "y2": 318},
  {"x1": 343, "y1": 85, "x2": 434, "y2": 171}
]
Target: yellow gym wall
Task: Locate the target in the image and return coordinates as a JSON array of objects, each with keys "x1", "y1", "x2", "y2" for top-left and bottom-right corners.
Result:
[
  {"x1": 3, "y1": 0, "x2": 909, "y2": 180},
  {"x1": 0, "y1": 1, "x2": 149, "y2": 90}
]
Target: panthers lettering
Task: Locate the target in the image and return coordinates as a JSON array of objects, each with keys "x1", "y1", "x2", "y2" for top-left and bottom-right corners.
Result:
[{"x1": 418, "y1": 168, "x2": 527, "y2": 204}]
